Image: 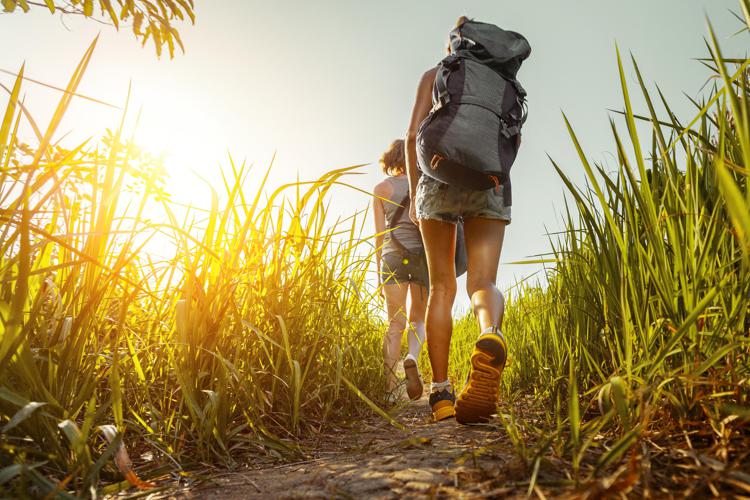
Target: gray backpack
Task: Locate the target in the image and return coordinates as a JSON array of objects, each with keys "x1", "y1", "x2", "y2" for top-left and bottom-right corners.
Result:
[{"x1": 417, "y1": 20, "x2": 531, "y2": 206}]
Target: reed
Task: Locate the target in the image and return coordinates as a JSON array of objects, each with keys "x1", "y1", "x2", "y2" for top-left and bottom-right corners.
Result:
[
  {"x1": 486, "y1": 6, "x2": 750, "y2": 491},
  {"x1": 0, "y1": 39, "x2": 385, "y2": 496},
  {"x1": 1, "y1": 2, "x2": 749, "y2": 496}
]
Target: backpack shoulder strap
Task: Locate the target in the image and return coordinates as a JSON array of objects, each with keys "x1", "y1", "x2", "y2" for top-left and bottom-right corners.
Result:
[
  {"x1": 432, "y1": 54, "x2": 461, "y2": 112},
  {"x1": 386, "y1": 194, "x2": 410, "y2": 229},
  {"x1": 384, "y1": 194, "x2": 412, "y2": 257}
]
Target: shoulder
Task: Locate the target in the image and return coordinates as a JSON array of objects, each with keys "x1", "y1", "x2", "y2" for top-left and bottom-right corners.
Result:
[
  {"x1": 374, "y1": 178, "x2": 394, "y2": 198},
  {"x1": 410, "y1": 67, "x2": 437, "y2": 103},
  {"x1": 419, "y1": 67, "x2": 438, "y2": 87}
]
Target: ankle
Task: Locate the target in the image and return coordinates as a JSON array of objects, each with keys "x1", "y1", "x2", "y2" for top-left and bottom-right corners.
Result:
[
  {"x1": 431, "y1": 380, "x2": 452, "y2": 393},
  {"x1": 480, "y1": 326, "x2": 504, "y2": 338}
]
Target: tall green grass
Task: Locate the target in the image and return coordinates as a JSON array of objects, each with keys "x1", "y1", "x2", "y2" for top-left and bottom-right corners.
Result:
[
  {"x1": 0, "y1": 39, "x2": 386, "y2": 496},
  {"x1": 2, "y1": 3, "x2": 749, "y2": 497},
  {"x1": 490, "y1": 6, "x2": 750, "y2": 491}
]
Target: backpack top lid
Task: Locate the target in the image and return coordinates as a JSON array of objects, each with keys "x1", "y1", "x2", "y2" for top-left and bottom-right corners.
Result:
[{"x1": 449, "y1": 20, "x2": 531, "y2": 79}]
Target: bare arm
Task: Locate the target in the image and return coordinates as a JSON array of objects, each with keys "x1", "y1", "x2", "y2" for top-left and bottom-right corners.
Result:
[
  {"x1": 372, "y1": 180, "x2": 393, "y2": 286},
  {"x1": 405, "y1": 67, "x2": 438, "y2": 224}
]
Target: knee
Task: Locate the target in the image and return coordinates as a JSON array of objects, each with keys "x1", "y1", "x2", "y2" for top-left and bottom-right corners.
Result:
[{"x1": 430, "y1": 280, "x2": 457, "y2": 301}]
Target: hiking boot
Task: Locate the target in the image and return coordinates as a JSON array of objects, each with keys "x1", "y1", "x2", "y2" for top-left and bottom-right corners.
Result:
[
  {"x1": 403, "y1": 358, "x2": 423, "y2": 400},
  {"x1": 429, "y1": 389, "x2": 456, "y2": 421},
  {"x1": 455, "y1": 329, "x2": 507, "y2": 424}
]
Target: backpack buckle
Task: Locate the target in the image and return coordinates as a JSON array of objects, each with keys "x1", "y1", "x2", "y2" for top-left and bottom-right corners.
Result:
[
  {"x1": 500, "y1": 118, "x2": 520, "y2": 139},
  {"x1": 501, "y1": 125, "x2": 521, "y2": 138},
  {"x1": 443, "y1": 53, "x2": 461, "y2": 67}
]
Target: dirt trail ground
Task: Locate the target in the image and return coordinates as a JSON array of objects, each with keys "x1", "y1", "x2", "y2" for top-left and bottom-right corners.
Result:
[{"x1": 162, "y1": 395, "x2": 536, "y2": 499}]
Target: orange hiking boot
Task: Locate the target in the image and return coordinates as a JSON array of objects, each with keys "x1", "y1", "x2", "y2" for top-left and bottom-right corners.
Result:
[
  {"x1": 455, "y1": 328, "x2": 507, "y2": 424},
  {"x1": 429, "y1": 387, "x2": 456, "y2": 421},
  {"x1": 403, "y1": 358, "x2": 423, "y2": 401}
]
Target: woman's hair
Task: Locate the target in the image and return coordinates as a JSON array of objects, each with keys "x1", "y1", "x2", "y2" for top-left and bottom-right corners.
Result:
[{"x1": 379, "y1": 139, "x2": 406, "y2": 176}]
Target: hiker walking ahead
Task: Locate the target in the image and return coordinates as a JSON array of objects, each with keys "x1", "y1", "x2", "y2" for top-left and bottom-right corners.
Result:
[
  {"x1": 373, "y1": 139, "x2": 428, "y2": 403},
  {"x1": 405, "y1": 17, "x2": 530, "y2": 422}
]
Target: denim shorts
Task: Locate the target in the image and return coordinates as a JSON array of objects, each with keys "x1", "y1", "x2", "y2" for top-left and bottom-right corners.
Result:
[
  {"x1": 415, "y1": 175, "x2": 512, "y2": 224},
  {"x1": 380, "y1": 250, "x2": 429, "y2": 287}
]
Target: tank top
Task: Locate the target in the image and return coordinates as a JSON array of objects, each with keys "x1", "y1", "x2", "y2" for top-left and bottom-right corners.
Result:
[{"x1": 381, "y1": 176, "x2": 423, "y2": 255}]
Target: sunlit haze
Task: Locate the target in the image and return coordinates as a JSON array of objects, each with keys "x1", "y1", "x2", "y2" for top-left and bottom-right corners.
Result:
[{"x1": 1, "y1": 0, "x2": 746, "y2": 304}]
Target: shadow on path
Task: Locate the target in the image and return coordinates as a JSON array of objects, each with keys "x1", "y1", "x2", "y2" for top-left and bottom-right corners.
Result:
[{"x1": 165, "y1": 395, "x2": 530, "y2": 499}]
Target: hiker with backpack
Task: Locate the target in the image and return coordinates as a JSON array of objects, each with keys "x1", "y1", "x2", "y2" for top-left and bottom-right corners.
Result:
[
  {"x1": 373, "y1": 139, "x2": 428, "y2": 403},
  {"x1": 405, "y1": 16, "x2": 530, "y2": 422}
]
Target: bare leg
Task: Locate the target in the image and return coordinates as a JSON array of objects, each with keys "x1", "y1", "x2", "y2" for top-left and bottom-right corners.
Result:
[
  {"x1": 454, "y1": 217, "x2": 509, "y2": 424},
  {"x1": 383, "y1": 282, "x2": 408, "y2": 392},
  {"x1": 463, "y1": 218, "x2": 507, "y2": 332},
  {"x1": 419, "y1": 219, "x2": 457, "y2": 383},
  {"x1": 406, "y1": 283, "x2": 428, "y2": 360}
]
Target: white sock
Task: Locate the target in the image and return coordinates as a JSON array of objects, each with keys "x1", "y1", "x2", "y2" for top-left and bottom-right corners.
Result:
[
  {"x1": 431, "y1": 380, "x2": 452, "y2": 393},
  {"x1": 480, "y1": 326, "x2": 504, "y2": 339},
  {"x1": 407, "y1": 321, "x2": 426, "y2": 360}
]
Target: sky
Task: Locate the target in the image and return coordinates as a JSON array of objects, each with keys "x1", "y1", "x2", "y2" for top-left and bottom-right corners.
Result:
[{"x1": 1, "y1": 0, "x2": 747, "y2": 308}]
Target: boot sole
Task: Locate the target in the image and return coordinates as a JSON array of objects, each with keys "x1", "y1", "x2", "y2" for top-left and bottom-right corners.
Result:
[
  {"x1": 432, "y1": 400, "x2": 455, "y2": 421},
  {"x1": 403, "y1": 359, "x2": 423, "y2": 401},
  {"x1": 455, "y1": 333, "x2": 507, "y2": 424}
]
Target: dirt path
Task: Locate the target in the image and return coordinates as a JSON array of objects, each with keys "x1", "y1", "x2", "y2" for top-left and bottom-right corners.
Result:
[{"x1": 165, "y1": 395, "x2": 534, "y2": 499}]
